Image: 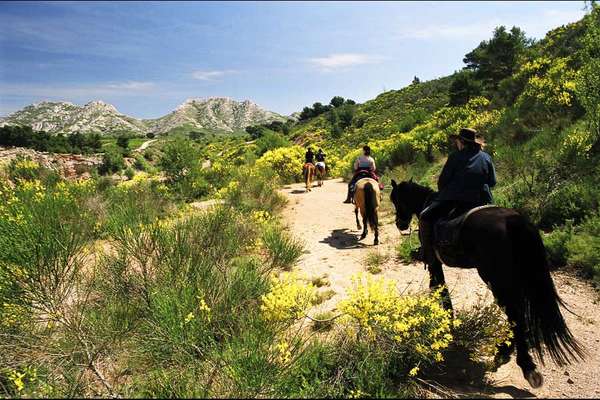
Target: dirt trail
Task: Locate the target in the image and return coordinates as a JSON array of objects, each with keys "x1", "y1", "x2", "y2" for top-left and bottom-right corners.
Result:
[{"x1": 281, "y1": 178, "x2": 600, "y2": 399}]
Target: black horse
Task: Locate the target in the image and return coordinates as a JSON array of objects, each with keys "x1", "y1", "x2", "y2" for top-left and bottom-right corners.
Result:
[{"x1": 390, "y1": 179, "x2": 584, "y2": 388}]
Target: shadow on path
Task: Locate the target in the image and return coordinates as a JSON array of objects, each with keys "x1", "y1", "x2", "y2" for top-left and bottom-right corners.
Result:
[
  {"x1": 320, "y1": 229, "x2": 367, "y2": 249},
  {"x1": 290, "y1": 189, "x2": 308, "y2": 194},
  {"x1": 422, "y1": 349, "x2": 536, "y2": 399}
]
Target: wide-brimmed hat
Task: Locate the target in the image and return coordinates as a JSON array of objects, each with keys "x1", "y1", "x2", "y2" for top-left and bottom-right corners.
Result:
[{"x1": 450, "y1": 128, "x2": 485, "y2": 145}]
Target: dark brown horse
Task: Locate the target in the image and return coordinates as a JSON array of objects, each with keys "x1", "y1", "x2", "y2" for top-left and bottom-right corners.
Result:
[{"x1": 390, "y1": 179, "x2": 584, "y2": 388}]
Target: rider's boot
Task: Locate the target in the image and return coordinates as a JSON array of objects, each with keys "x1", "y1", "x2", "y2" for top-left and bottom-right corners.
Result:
[{"x1": 343, "y1": 184, "x2": 352, "y2": 203}]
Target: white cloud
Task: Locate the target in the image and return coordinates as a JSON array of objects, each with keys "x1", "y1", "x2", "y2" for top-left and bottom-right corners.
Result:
[
  {"x1": 105, "y1": 81, "x2": 156, "y2": 90},
  {"x1": 307, "y1": 53, "x2": 385, "y2": 71},
  {"x1": 397, "y1": 7, "x2": 586, "y2": 41},
  {"x1": 400, "y1": 21, "x2": 503, "y2": 40},
  {"x1": 0, "y1": 81, "x2": 158, "y2": 100},
  {"x1": 191, "y1": 70, "x2": 236, "y2": 81}
]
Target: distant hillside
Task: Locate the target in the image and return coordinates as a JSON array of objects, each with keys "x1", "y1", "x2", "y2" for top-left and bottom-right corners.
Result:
[
  {"x1": 145, "y1": 97, "x2": 286, "y2": 135},
  {"x1": 0, "y1": 101, "x2": 147, "y2": 135},
  {"x1": 0, "y1": 97, "x2": 286, "y2": 136},
  {"x1": 288, "y1": 76, "x2": 453, "y2": 148}
]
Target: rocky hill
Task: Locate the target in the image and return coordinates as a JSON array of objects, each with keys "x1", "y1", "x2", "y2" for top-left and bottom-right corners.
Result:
[
  {"x1": 0, "y1": 101, "x2": 147, "y2": 135},
  {"x1": 0, "y1": 97, "x2": 285, "y2": 136},
  {"x1": 144, "y1": 97, "x2": 286, "y2": 134}
]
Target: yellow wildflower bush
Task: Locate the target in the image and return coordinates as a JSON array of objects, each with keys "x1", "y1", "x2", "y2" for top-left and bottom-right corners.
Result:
[
  {"x1": 256, "y1": 145, "x2": 305, "y2": 183},
  {"x1": 261, "y1": 273, "x2": 317, "y2": 323},
  {"x1": 561, "y1": 125, "x2": 593, "y2": 159},
  {"x1": 339, "y1": 273, "x2": 459, "y2": 375},
  {"x1": 516, "y1": 57, "x2": 578, "y2": 112}
]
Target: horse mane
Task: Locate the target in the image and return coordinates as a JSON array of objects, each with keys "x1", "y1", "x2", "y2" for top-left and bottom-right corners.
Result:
[{"x1": 404, "y1": 180, "x2": 435, "y2": 214}]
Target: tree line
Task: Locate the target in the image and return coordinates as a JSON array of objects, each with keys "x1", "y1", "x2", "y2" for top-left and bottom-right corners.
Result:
[{"x1": 0, "y1": 125, "x2": 103, "y2": 154}]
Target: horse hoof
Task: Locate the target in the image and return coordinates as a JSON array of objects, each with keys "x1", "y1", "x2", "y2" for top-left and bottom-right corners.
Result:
[{"x1": 524, "y1": 369, "x2": 543, "y2": 388}]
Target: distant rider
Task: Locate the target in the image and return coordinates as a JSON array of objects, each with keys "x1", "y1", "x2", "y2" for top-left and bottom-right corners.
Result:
[
  {"x1": 305, "y1": 147, "x2": 315, "y2": 165},
  {"x1": 417, "y1": 128, "x2": 497, "y2": 264},
  {"x1": 315, "y1": 148, "x2": 327, "y2": 172},
  {"x1": 343, "y1": 145, "x2": 379, "y2": 203}
]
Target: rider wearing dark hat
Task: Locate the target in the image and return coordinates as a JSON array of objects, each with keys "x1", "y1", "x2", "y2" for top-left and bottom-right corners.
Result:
[
  {"x1": 305, "y1": 147, "x2": 315, "y2": 164},
  {"x1": 417, "y1": 128, "x2": 497, "y2": 264}
]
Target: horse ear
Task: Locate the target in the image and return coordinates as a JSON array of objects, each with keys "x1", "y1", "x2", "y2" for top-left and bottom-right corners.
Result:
[
  {"x1": 391, "y1": 179, "x2": 397, "y2": 188},
  {"x1": 409, "y1": 177, "x2": 413, "y2": 183}
]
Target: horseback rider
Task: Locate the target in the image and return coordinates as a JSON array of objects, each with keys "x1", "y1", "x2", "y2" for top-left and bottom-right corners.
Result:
[
  {"x1": 417, "y1": 128, "x2": 497, "y2": 264},
  {"x1": 305, "y1": 147, "x2": 315, "y2": 165},
  {"x1": 315, "y1": 148, "x2": 327, "y2": 172},
  {"x1": 343, "y1": 145, "x2": 379, "y2": 203}
]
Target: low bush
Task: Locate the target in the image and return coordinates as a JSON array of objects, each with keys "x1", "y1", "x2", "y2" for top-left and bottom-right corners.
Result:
[
  {"x1": 99, "y1": 147, "x2": 125, "y2": 175},
  {"x1": 566, "y1": 213, "x2": 600, "y2": 285},
  {"x1": 262, "y1": 225, "x2": 304, "y2": 271},
  {"x1": 539, "y1": 182, "x2": 598, "y2": 229},
  {"x1": 543, "y1": 223, "x2": 573, "y2": 268},
  {"x1": 255, "y1": 145, "x2": 305, "y2": 183}
]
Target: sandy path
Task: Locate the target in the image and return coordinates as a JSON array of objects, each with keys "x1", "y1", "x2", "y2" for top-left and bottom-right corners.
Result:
[
  {"x1": 280, "y1": 178, "x2": 600, "y2": 399},
  {"x1": 134, "y1": 139, "x2": 157, "y2": 152}
]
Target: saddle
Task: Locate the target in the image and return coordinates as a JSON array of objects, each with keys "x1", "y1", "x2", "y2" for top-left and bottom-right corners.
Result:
[{"x1": 433, "y1": 205, "x2": 498, "y2": 266}]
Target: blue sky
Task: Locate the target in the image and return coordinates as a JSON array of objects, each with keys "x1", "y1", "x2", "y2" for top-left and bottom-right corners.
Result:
[{"x1": 0, "y1": 1, "x2": 587, "y2": 119}]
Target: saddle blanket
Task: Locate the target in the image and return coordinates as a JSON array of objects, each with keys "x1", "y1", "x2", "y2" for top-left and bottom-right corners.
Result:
[{"x1": 434, "y1": 205, "x2": 498, "y2": 266}]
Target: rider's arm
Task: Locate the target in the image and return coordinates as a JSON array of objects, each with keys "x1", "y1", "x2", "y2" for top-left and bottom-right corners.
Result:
[
  {"x1": 353, "y1": 158, "x2": 359, "y2": 171},
  {"x1": 370, "y1": 157, "x2": 377, "y2": 172},
  {"x1": 487, "y1": 157, "x2": 497, "y2": 188}
]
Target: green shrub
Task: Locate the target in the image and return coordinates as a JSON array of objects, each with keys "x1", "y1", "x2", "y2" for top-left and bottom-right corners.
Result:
[
  {"x1": 262, "y1": 225, "x2": 304, "y2": 271},
  {"x1": 567, "y1": 213, "x2": 600, "y2": 284},
  {"x1": 396, "y1": 234, "x2": 417, "y2": 263},
  {"x1": 124, "y1": 167, "x2": 135, "y2": 180},
  {"x1": 255, "y1": 131, "x2": 291, "y2": 156},
  {"x1": 539, "y1": 182, "x2": 598, "y2": 229},
  {"x1": 99, "y1": 148, "x2": 125, "y2": 175},
  {"x1": 133, "y1": 154, "x2": 149, "y2": 171},
  {"x1": 364, "y1": 251, "x2": 389, "y2": 274},
  {"x1": 219, "y1": 167, "x2": 287, "y2": 214},
  {"x1": 6, "y1": 156, "x2": 59, "y2": 185},
  {"x1": 543, "y1": 224, "x2": 572, "y2": 268}
]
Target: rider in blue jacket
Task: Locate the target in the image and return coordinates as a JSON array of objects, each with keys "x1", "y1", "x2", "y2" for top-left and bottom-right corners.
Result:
[{"x1": 418, "y1": 128, "x2": 496, "y2": 264}]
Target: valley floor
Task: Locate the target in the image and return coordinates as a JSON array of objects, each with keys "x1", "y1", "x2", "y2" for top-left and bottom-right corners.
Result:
[{"x1": 280, "y1": 178, "x2": 600, "y2": 399}]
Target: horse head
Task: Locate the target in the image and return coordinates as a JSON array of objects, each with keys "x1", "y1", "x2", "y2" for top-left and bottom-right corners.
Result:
[{"x1": 390, "y1": 179, "x2": 414, "y2": 231}]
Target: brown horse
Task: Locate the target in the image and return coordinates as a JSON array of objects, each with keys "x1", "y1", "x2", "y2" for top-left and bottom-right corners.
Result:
[
  {"x1": 303, "y1": 163, "x2": 315, "y2": 192},
  {"x1": 354, "y1": 178, "x2": 380, "y2": 245},
  {"x1": 315, "y1": 163, "x2": 326, "y2": 187},
  {"x1": 390, "y1": 179, "x2": 585, "y2": 388}
]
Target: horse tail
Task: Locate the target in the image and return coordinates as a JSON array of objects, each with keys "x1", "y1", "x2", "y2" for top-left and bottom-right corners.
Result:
[
  {"x1": 508, "y1": 215, "x2": 586, "y2": 366},
  {"x1": 363, "y1": 182, "x2": 378, "y2": 230}
]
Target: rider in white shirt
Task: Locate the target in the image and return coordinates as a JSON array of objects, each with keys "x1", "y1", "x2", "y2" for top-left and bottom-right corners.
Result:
[{"x1": 343, "y1": 145, "x2": 378, "y2": 203}]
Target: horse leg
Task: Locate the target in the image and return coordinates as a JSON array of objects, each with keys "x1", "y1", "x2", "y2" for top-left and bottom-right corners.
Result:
[
  {"x1": 428, "y1": 259, "x2": 453, "y2": 311},
  {"x1": 483, "y1": 261, "x2": 542, "y2": 387},
  {"x1": 355, "y1": 207, "x2": 361, "y2": 230},
  {"x1": 478, "y1": 268, "x2": 515, "y2": 368},
  {"x1": 505, "y1": 302, "x2": 542, "y2": 388},
  {"x1": 360, "y1": 213, "x2": 368, "y2": 240},
  {"x1": 373, "y1": 209, "x2": 379, "y2": 246}
]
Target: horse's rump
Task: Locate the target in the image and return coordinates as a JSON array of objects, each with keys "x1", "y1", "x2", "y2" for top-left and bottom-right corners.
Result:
[{"x1": 457, "y1": 207, "x2": 585, "y2": 365}]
